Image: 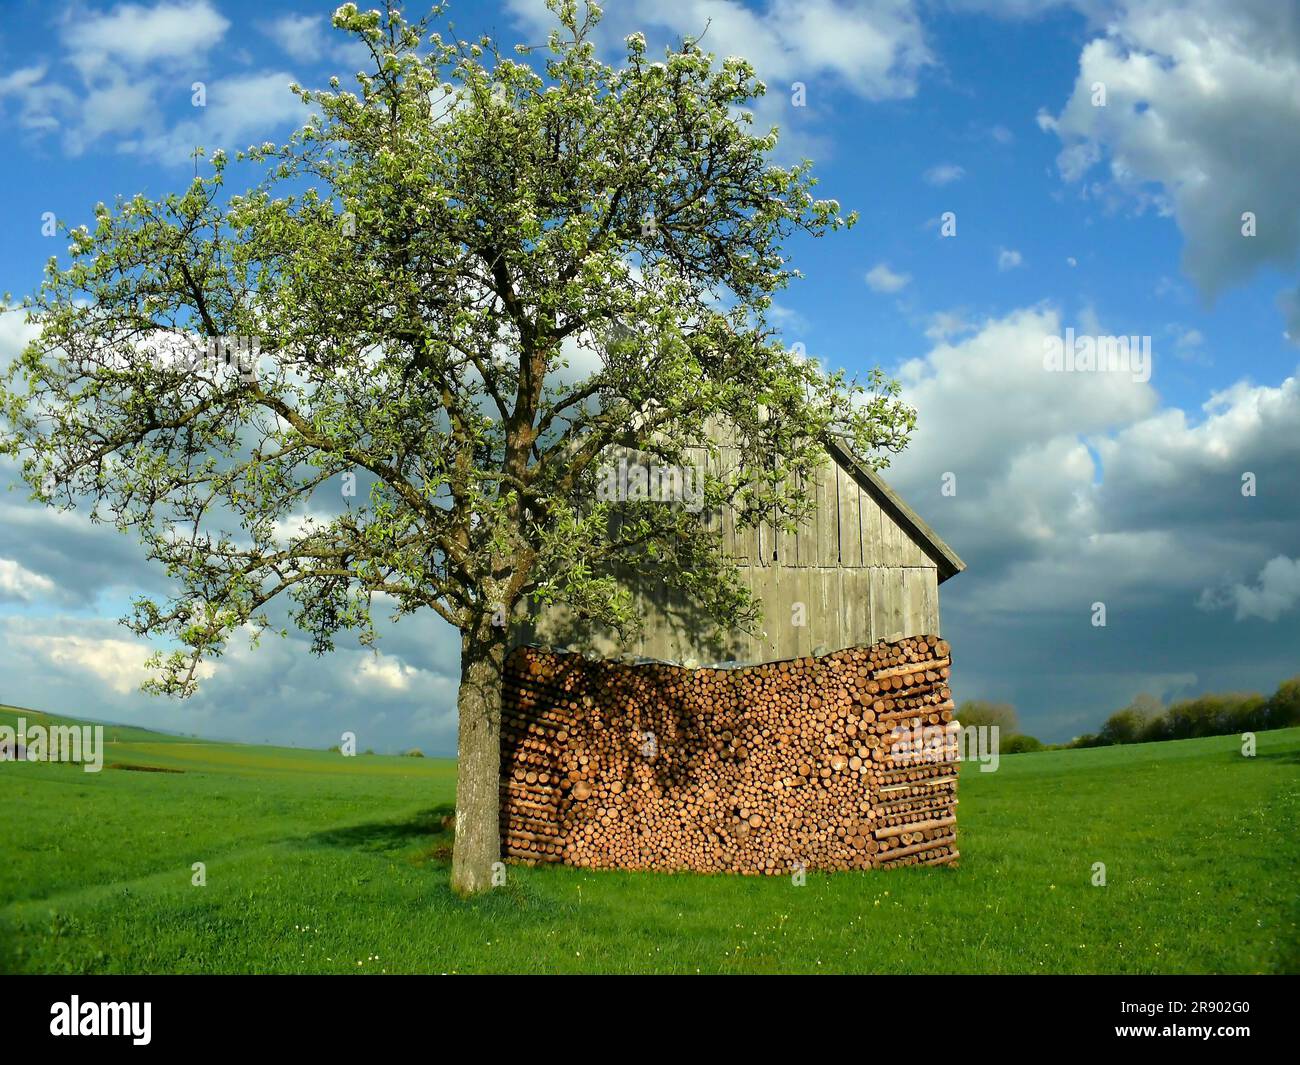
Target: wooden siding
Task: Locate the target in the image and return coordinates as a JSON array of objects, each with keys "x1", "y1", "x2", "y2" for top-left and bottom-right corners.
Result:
[{"x1": 516, "y1": 451, "x2": 945, "y2": 665}]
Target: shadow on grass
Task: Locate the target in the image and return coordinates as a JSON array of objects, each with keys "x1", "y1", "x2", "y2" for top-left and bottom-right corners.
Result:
[
  {"x1": 292, "y1": 804, "x2": 593, "y2": 918},
  {"x1": 301, "y1": 804, "x2": 457, "y2": 857},
  {"x1": 1249, "y1": 749, "x2": 1300, "y2": 766}
]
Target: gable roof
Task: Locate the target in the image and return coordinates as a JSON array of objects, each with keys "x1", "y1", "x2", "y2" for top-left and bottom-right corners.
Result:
[{"x1": 824, "y1": 438, "x2": 966, "y2": 584}]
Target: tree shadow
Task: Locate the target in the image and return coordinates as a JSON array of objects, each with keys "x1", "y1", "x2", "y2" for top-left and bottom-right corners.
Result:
[
  {"x1": 1247, "y1": 748, "x2": 1300, "y2": 766},
  {"x1": 500, "y1": 647, "x2": 820, "y2": 867},
  {"x1": 302, "y1": 804, "x2": 456, "y2": 856},
  {"x1": 514, "y1": 557, "x2": 752, "y2": 666}
]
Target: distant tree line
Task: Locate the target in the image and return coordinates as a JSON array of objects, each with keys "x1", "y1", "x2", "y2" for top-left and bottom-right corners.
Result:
[{"x1": 957, "y1": 675, "x2": 1300, "y2": 753}]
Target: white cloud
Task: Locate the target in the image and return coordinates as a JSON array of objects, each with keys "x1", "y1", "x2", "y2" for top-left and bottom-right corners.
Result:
[
  {"x1": 865, "y1": 262, "x2": 911, "y2": 292},
  {"x1": 0, "y1": 313, "x2": 38, "y2": 370},
  {"x1": 258, "y1": 13, "x2": 370, "y2": 71},
  {"x1": 18, "y1": 631, "x2": 162, "y2": 695},
  {"x1": 1202, "y1": 555, "x2": 1300, "y2": 622},
  {"x1": 0, "y1": 65, "x2": 47, "y2": 96},
  {"x1": 354, "y1": 651, "x2": 431, "y2": 693},
  {"x1": 0, "y1": 65, "x2": 77, "y2": 132},
  {"x1": 61, "y1": 0, "x2": 231, "y2": 73},
  {"x1": 0, "y1": 3, "x2": 301, "y2": 165},
  {"x1": 888, "y1": 305, "x2": 1300, "y2": 624},
  {"x1": 997, "y1": 247, "x2": 1023, "y2": 271},
  {"x1": 580, "y1": 0, "x2": 932, "y2": 101},
  {"x1": 506, "y1": 0, "x2": 932, "y2": 161},
  {"x1": 260, "y1": 14, "x2": 325, "y2": 62},
  {"x1": 121, "y1": 70, "x2": 303, "y2": 165},
  {"x1": 0, "y1": 559, "x2": 55, "y2": 601},
  {"x1": 1041, "y1": 0, "x2": 1300, "y2": 338},
  {"x1": 923, "y1": 162, "x2": 965, "y2": 186},
  {"x1": 1232, "y1": 556, "x2": 1300, "y2": 622},
  {"x1": 923, "y1": 309, "x2": 974, "y2": 341}
]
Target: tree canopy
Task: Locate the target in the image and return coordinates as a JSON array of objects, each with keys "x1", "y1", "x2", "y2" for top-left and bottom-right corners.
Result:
[{"x1": 1, "y1": 0, "x2": 915, "y2": 893}]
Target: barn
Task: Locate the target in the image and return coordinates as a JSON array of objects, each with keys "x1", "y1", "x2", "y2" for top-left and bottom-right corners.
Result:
[
  {"x1": 516, "y1": 435, "x2": 965, "y2": 664},
  {"x1": 500, "y1": 436, "x2": 966, "y2": 874}
]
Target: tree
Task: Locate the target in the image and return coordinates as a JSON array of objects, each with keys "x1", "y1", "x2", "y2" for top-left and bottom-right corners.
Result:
[
  {"x1": 1098, "y1": 693, "x2": 1162, "y2": 746},
  {"x1": 1000, "y1": 734, "x2": 1043, "y2": 754},
  {"x1": 1264, "y1": 676, "x2": 1300, "y2": 729},
  {"x1": 1097, "y1": 709, "x2": 1144, "y2": 746},
  {"x1": 955, "y1": 700, "x2": 1019, "y2": 734},
  {"x1": 0, "y1": 1, "x2": 914, "y2": 895}
]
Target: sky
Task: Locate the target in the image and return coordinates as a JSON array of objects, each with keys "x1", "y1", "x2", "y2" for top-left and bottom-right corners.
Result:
[{"x1": 0, "y1": 0, "x2": 1297, "y2": 752}]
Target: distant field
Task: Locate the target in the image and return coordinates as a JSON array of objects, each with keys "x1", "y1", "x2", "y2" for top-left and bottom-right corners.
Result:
[{"x1": 1, "y1": 704, "x2": 1296, "y2": 974}]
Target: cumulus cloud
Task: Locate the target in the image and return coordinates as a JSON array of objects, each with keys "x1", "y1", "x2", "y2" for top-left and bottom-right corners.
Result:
[
  {"x1": 1040, "y1": 0, "x2": 1300, "y2": 338},
  {"x1": 0, "y1": 606, "x2": 463, "y2": 752},
  {"x1": 924, "y1": 309, "x2": 974, "y2": 341},
  {"x1": 0, "y1": 559, "x2": 55, "y2": 602},
  {"x1": 0, "y1": 312, "x2": 38, "y2": 370},
  {"x1": 354, "y1": 651, "x2": 432, "y2": 693},
  {"x1": 0, "y1": 1, "x2": 303, "y2": 164},
  {"x1": 510, "y1": 0, "x2": 933, "y2": 101},
  {"x1": 1201, "y1": 555, "x2": 1300, "y2": 622},
  {"x1": 890, "y1": 305, "x2": 1300, "y2": 605},
  {"x1": 61, "y1": 0, "x2": 231, "y2": 73},
  {"x1": 882, "y1": 305, "x2": 1300, "y2": 734},
  {"x1": 258, "y1": 11, "x2": 372, "y2": 71},
  {"x1": 866, "y1": 262, "x2": 912, "y2": 292},
  {"x1": 15, "y1": 629, "x2": 164, "y2": 695},
  {"x1": 259, "y1": 13, "x2": 326, "y2": 62},
  {"x1": 505, "y1": 0, "x2": 933, "y2": 161}
]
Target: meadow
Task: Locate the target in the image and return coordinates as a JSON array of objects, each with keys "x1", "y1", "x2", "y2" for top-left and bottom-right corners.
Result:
[{"x1": 1, "y1": 705, "x2": 1296, "y2": 974}]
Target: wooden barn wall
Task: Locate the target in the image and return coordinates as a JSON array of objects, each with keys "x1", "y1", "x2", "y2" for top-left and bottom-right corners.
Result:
[{"x1": 517, "y1": 449, "x2": 943, "y2": 665}]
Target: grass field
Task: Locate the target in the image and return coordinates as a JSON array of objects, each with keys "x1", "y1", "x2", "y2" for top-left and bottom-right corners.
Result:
[{"x1": 2, "y1": 704, "x2": 1297, "y2": 974}]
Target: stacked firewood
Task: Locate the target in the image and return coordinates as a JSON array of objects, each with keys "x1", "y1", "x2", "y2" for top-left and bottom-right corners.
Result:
[{"x1": 499, "y1": 635, "x2": 959, "y2": 875}]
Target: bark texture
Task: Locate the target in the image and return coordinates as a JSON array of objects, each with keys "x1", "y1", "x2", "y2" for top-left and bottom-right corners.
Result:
[{"x1": 450, "y1": 622, "x2": 507, "y2": 896}]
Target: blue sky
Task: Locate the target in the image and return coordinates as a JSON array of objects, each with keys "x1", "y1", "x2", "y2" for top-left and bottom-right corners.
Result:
[{"x1": 1, "y1": 0, "x2": 1298, "y2": 751}]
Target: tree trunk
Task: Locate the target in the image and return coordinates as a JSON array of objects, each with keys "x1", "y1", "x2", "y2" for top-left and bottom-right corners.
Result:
[{"x1": 450, "y1": 620, "x2": 507, "y2": 896}]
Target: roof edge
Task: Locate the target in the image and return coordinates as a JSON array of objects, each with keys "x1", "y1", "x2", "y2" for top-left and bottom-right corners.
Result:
[{"x1": 824, "y1": 438, "x2": 967, "y2": 583}]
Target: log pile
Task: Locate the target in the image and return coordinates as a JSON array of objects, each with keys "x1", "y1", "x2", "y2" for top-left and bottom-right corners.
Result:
[{"x1": 500, "y1": 635, "x2": 959, "y2": 875}]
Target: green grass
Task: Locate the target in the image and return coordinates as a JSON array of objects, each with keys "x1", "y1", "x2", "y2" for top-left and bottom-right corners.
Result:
[{"x1": 2, "y1": 703, "x2": 1297, "y2": 974}]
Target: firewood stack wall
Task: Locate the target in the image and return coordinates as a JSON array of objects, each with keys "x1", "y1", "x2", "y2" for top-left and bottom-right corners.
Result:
[{"x1": 500, "y1": 634, "x2": 959, "y2": 874}]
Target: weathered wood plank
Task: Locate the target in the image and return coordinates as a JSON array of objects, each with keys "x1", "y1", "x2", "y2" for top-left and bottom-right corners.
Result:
[
  {"x1": 835, "y1": 460, "x2": 863, "y2": 567},
  {"x1": 748, "y1": 566, "x2": 774, "y2": 658},
  {"x1": 881, "y1": 568, "x2": 907, "y2": 641},
  {"x1": 901, "y1": 567, "x2": 929, "y2": 637},
  {"x1": 920, "y1": 566, "x2": 940, "y2": 636},
  {"x1": 868, "y1": 567, "x2": 890, "y2": 643},
  {"x1": 814, "y1": 568, "x2": 841, "y2": 653},
  {"x1": 884, "y1": 503, "x2": 909, "y2": 567},
  {"x1": 777, "y1": 465, "x2": 800, "y2": 567},
  {"x1": 838, "y1": 567, "x2": 866, "y2": 651},
  {"x1": 861, "y1": 488, "x2": 885, "y2": 567},
  {"x1": 687, "y1": 444, "x2": 719, "y2": 539},
  {"x1": 719, "y1": 446, "x2": 739, "y2": 560},
  {"x1": 811, "y1": 458, "x2": 838, "y2": 567},
  {"x1": 785, "y1": 566, "x2": 806, "y2": 657}
]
